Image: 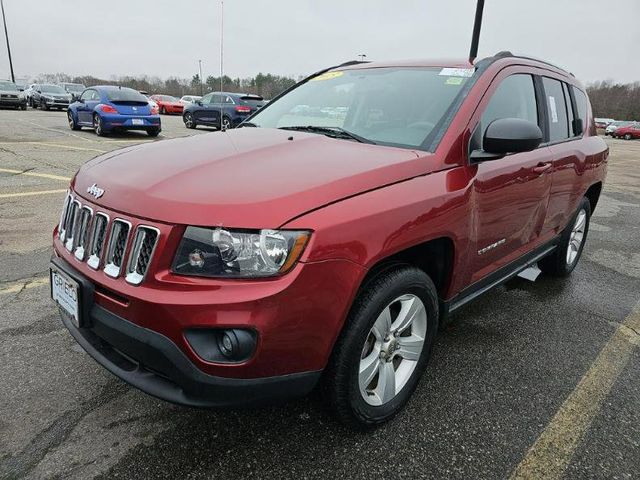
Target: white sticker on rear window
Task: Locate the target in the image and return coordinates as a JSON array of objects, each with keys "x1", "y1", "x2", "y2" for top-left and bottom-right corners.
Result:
[
  {"x1": 549, "y1": 96, "x2": 559, "y2": 123},
  {"x1": 439, "y1": 68, "x2": 475, "y2": 78}
]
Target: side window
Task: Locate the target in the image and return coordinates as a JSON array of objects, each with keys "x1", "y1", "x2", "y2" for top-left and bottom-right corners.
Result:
[
  {"x1": 562, "y1": 83, "x2": 577, "y2": 137},
  {"x1": 212, "y1": 94, "x2": 223, "y2": 104},
  {"x1": 224, "y1": 96, "x2": 234, "y2": 104},
  {"x1": 572, "y1": 87, "x2": 588, "y2": 136},
  {"x1": 481, "y1": 74, "x2": 538, "y2": 148},
  {"x1": 542, "y1": 77, "x2": 570, "y2": 142},
  {"x1": 80, "y1": 90, "x2": 93, "y2": 101}
]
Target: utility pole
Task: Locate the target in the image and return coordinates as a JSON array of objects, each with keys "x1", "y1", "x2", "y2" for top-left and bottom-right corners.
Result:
[
  {"x1": 220, "y1": 0, "x2": 224, "y2": 130},
  {"x1": 358, "y1": 54, "x2": 367, "y2": 62},
  {"x1": 198, "y1": 59, "x2": 203, "y2": 95},
  {"x1": 1, "y1": 0, "x2": 15, "y2": 82}
]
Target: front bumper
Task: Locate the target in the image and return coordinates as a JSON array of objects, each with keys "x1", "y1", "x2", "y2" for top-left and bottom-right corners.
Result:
[
  {"x1": 52, "y1": 255, "x2": 321, "y2": 407},
  {"x1": 0, "y1": 97, "x2": 25, "y2": 106}
]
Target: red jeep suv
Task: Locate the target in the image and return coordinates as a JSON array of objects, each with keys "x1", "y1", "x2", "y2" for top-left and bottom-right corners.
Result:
[{"x1": 51, "y1": 52, "x2": 607, "y2": 427}]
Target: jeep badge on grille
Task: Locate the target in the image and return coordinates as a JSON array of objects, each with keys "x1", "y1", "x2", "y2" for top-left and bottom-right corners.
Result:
[{"x1": 87, "y1": 183, "x2": 105, "y2": 199}]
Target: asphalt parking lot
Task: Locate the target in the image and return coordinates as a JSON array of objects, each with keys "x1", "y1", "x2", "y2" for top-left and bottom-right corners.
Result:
[{"x1": 0, "y1": 108, "x2": 638, "y2": 480}]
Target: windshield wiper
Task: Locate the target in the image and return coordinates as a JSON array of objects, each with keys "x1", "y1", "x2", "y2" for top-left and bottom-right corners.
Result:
[{"x1": 279, "y1": 126, "x2": 375, "y2": 144}]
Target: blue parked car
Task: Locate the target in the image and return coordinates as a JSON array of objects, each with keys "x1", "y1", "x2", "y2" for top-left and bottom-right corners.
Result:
[
  {"x1": 182, "y1": 92, "x2": 265, "y2": 130},
  {"x1": 67, "y1": 86, "x2": 161, "y2": 137}
]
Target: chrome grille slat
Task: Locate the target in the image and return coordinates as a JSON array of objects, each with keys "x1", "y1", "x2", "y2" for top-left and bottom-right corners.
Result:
[
  {"x1": 104, "y1": 219, "x2": 131, "y2": 278},
  {"x1": 64, "y1": 200, "x2": 81, "y2": 252},
  {"x1": 74, "y1": 206, "x2": 93, "y2": 261},
  {"x1": 87, "y1": 213, "x2": 109, "y2": 270},
  {"x1": 125, "y1": 226, "x2": 160, "y2": 285},
  {"x1": 58, "y1": 192, "x2": 72, "y2": 241}
]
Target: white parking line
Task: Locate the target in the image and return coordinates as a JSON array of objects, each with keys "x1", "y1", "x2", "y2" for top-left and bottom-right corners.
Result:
[
  {"x1": 0, "y1": 189, "x2": 67, "y2": 199},
  {"x1": 19, "y1": 119, "x2": 94, "y2": 142},
  {"x1": 0, "y1": 141, "x2": 106, "y2": 154},
  {"x1": 0, "y1": 168, "x2": 70, "y2": 182}
]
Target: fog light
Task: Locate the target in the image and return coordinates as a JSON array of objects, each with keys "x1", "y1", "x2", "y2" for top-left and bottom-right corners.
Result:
[{"x1": 219, "y1": 331, "x2": 237, "y2": 358}]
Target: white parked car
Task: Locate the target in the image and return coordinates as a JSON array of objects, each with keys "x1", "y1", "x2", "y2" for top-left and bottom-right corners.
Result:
[{"x1": 180, "y1": 95, "x2": 202, "y2": 106}]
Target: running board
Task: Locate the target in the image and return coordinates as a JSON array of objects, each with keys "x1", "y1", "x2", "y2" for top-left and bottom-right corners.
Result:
[{"x1": 443, "y1": 243, "x2": 557, "y2": 315}]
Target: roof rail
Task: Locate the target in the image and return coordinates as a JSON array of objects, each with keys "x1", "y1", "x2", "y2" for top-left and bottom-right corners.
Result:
[{"x1": 485, "y1": 51, "x2": 575, "y2": 77}]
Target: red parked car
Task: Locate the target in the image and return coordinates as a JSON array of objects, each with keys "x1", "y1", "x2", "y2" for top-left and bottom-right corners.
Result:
[
  {"x1": 150, "y1": 95, "x2": 183, "y2": 114},
  {"x1": 51, "y1": 52, "x2": 607, "y2": 427},
  {"x1": 613, "y1": 122, "x2": 640, "y2": 140}
]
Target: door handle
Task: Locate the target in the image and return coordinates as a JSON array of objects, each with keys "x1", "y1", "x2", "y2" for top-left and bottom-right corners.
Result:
[{"x1": 532, "y1": 162, "x2": 552, "y2": 174}]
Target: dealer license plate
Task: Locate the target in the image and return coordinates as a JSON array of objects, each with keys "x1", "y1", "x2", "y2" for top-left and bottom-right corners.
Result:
[{"x1": 50, "y1": 267, "x2": 80, "y2": 327}]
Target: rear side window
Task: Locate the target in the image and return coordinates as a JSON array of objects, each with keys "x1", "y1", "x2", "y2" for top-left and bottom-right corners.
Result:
[
  {"x1": 481, "y1": 74, "x2": 538, "y2": 148},
  {"x1": 562, "y1": 83, "x2": 577, "y2": 137},
  {"x1": 572, "y1": 87, "x2": 588, "y2": 136},
  {"x1": 542, "y1": 77, "x2": 570, "y2": 142}
]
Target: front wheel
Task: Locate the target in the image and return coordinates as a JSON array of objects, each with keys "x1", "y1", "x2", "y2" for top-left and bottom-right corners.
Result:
[
  {"x1": 160, "y1": 106, "x2": 166, "y2": 115},
  {"x1": 183, "y1": 112, "x2": 196, "y2": 129},
  {"x1": 67, "y1": 110, "x2": 80, "y2": 130},
  {"x1": 624, "y1": 133, "x2": 632, "y2": 140},
  {"x1": 322, "y1": 265, "x2": 439, "y2": 428},
  {"x1": 540, "y1": 197, "x2": 591, "y2": 276},
  {"x1": 41, "y1": 99, "x2": 50, "y2": 111}
]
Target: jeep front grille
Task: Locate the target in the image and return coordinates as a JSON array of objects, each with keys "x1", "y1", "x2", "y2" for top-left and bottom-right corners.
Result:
[
  {"x1": 125, "y1": 226, "x2": 159, "y2": 285},
  {"x1": 57, "y1": 194, "x2": 160, "y2": 284},
  {"x1": 87, "y1": 213, "x2": 109, "y2": 270},
  {"x1": 104, "y1": 219, "x2": 131, "y2": 278}
]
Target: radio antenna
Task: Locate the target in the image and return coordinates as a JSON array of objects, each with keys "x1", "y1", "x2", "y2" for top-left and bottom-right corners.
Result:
[{"x1": 468, "y1": 0, "x2": 485, "y2": 64}]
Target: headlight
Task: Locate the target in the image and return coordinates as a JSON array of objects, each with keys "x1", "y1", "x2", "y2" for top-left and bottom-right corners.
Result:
[{"x1": 172, "y1": 227, "x2": 311, "y2": 278}]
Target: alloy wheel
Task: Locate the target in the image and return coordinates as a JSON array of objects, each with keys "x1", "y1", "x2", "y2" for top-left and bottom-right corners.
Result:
[
  {"x1": 359, "y1": 294, "x2": 427, "y2": 406},
  {"x1": 222, "y1": 117, "x2": 231, "y2": 130},
  {"x1": 566, "y1": 209, "x2": 587, "y2": 265},
  {"x1": 184, "y1": 113, "x2": 194, "y2": 128},
  {"x1": 67, "y1": 111, "x2": 75, "y2": 129}
]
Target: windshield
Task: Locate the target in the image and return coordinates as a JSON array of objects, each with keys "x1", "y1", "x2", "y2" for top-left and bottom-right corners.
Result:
[
  {"x1": 0, "y1": 81, "x2": 18, "y2": 91},
  {"x1": 65, "y1": 84, "x2": 85, "y2": 92},
  {"x1": 107, "y1": 88, "x2": 149, "y2": 103},
  {"x1": 248, "y1": 67, "x2": 472, "y2": 149},
  {"x1": 41, "y1": 84, "x2": 66, "y2": 94}
]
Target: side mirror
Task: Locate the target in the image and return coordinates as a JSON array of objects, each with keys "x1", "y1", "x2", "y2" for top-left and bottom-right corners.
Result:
[
  {"x1": 196, "y1": 100, "x2": 203, "y2": 105},
  {"x1": 77, "y1": 98, "x2": 85, "y2": 103},
  {"x1": 36, "y1": 90, "x2": 41, "y2": 94},
  {"x1": 471, "y1": 118, "x2": 542, "y2": 161}
]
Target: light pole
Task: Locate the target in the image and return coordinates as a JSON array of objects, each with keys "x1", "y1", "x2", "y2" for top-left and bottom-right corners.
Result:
[
  {"x1": 219, "y1": 0, "x2": 224, "y2": 130},
  {"x1": 358, "y1": 54, "x2": 367, "y2": 62},
  {"x1": 1, "y1": 0, "x2": 15, "y2": 82},
  {"x1": 198, "y1": 59, "x2": 203, "y2": 95}
]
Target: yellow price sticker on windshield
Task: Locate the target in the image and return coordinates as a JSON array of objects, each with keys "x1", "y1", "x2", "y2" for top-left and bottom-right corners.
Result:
[
  {"x1": 311, "y1": 71, "x2": 344, "y2": 82},
  {"x1": 445, "y1": 77, "x2": 464, "y2": 85}
]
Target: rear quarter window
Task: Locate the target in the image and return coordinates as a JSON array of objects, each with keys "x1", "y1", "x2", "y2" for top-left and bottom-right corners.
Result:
[{"x1": 572, "y1": 87, "x2": 589, "y2": 136}]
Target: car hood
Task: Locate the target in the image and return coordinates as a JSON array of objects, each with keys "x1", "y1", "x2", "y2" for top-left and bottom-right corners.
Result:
[
  {"x1": 73, "y1": 128, "x2": 432, "y2": 228},
  {"x1": 0, "y1": 89, "x2": 20, "y2": 95}
]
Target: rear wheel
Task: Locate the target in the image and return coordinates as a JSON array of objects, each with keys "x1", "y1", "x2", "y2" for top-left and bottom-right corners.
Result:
[
  {"x1": 93, "y1": 113, "x2": 106, "y2": 136},
  {"x1": 322, "y1": 265, "x2": 438, "y2": 428},
  {"x1": 183, "y1": 112, "x2": 196, "y2": 129},
  {"x1": 67, "y1": 110, "x2": 80, "y2": 130},
  {"x1": 221, "y1": 116, "x2": 232, "y2": 131},
  {"x1": 540, "y1": 197, "x2": 591, "y2": 277}
]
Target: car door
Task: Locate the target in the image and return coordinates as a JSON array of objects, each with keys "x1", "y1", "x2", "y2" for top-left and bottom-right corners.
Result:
[
  {"x1": 78, "y1": 89, "x2": 99, "y2": 124},
  {"x1": 468, "y1": 71, "x2": 554, "y2": 284},
  {"x1": 202, "y1": 94, "x2": 222, "y2": 124},
  {"x1": 542, "y1": 78, "x2": 588, "y2": 233}
]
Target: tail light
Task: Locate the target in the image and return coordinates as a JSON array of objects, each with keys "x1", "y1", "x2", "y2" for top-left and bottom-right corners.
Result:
[
  {"x1": 99, "y1": 104, "x2": 118, "y2": 114},
  {"x1": 151, "y1": 105, "x2": 159, "y2": 114},
  {"x1": 235, "y1": 105, "x2": 252, "y2": 113}
]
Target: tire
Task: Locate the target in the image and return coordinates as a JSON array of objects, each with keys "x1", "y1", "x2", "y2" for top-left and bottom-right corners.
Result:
[
  {"x1": 29, "y1": 98, "x2": 35, "y2": 108},
  {"x1": 147, "y1": 128, "x2": 161, "y2": 137},
  {"x1": 183, "y1": 112, "x2": 196, "y2": 129},
  {"x1": 20, "y1": 104, "x2": 26, "y2": 111},
  {"x1": 624, "y1": 133, "x2": 632, "y2": 140},
  {"x1": 160, "y1": 106, "x2": 166, "y2": 115},
  {"x1": 322, "y1": 265, "x2": 439, "y2": 428},
  {"x1": 41, "y1": 99, "x2": 49, "y2": 111},
  {"x1": 67, "y1": 110, "x2": 80, "y2": 131},
  {"x1": 221, "y1": 116, "x2": 232, "y2": 131},
  {"x1": 93, "y1": 113, "x2": 106, "y2": 136},
  {"x1": 539, "y1": 197, "x2": 591, "y2": 277}
]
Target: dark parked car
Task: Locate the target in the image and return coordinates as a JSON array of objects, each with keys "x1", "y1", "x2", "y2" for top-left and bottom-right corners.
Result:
[
  {"x1": 0, "y1": 80, "x2": 27, "y2": 109},
  {"x1": 182, "y1": 91, "x2": 265, "y2": 130},
  {"x1": 59, "y1": 82, "x2": 87, "y2": 101},
  {"x1": 51, "y1": 54, "x2": 606, "y2": 428},
  {"x1": 67, "y1": 86, "x2": 161, "y2": 136},
  {"x1": 30, "y1": 84, "x2": 72, "y2": 110}
]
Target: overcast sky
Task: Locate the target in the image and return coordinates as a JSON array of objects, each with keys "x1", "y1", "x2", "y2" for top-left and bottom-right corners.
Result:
[{"x1": 1, "y1": 0, "x2": 639, "y2": 84}]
